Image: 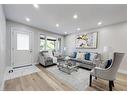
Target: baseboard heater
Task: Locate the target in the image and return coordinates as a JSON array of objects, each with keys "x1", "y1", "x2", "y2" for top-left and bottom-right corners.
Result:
[
  {"x1": 9, "y1": 64, "x2": 33, "y2": 73},
  {"x1": 13, "y1": 64, "x2": 32, "y2": 69}
]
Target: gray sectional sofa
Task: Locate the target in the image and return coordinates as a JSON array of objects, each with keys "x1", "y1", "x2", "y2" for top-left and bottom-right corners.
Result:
[{"x1": 70, "y1": 52, "x2": 101, "y2": 69}]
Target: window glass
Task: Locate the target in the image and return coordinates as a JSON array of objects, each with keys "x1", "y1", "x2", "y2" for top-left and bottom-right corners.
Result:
[
  {"x1": 58, "y1": 38, "x2": 61, "y2": 51},
  {"x1": 46, "y1": 36, "x2": 56, "y2": 50}
]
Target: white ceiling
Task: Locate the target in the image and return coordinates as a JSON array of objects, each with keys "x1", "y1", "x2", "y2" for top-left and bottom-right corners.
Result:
[{"x1": 3, "y1": 4, "x2": 127, "y2": 35}]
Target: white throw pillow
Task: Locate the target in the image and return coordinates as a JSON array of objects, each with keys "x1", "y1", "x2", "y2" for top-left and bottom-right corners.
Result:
[
  {"x1": 76, "y1": 52, "x2": 81, "y2": 59},
  {"x1": 76, "y1": 52, "x2": 84, "y2": 59},
  {"x1": 80, "y1": 53, "x2": 85, "y2": 60},
  {"x1": 90, "y1": 53, "x2": 97, "y2": 61}
]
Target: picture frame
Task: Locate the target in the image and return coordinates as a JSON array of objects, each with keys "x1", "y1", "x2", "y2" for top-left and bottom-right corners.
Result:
[{"x1": 75, "y1": 32, "x2": 98, "y2": 49}]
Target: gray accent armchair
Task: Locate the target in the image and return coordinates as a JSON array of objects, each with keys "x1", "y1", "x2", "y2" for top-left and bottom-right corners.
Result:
[
  {"x1": 89, "y1": 52, "x2": 125, "y2": 91},
  {"x1": 38, "y1": 51, "x2": 56, "y2": 66}
]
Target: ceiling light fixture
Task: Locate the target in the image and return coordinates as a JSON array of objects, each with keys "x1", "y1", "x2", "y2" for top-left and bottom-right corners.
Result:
[
  {"x1": 33, "y1": 4, "x2": 39, "y2": 8},
  {"x1": 25, "y1": 17, "x2": 30, "y2": 22},
  {"x1": 73, "y1": 14, "x2": 78, "y2": 19},
  {"x1": 56, "y1": 24, "x2": 59, "y2": 27},
  {"x1": 98, "y1": 22, "x2": 102, "y2": 26},
  {"x1": 77, "y1": 28, "x2": 80, "y2": 31}
]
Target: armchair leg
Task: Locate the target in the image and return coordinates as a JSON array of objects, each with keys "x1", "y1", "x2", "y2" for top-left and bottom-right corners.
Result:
[
  {"x1": 109, "y1": 81, "x2": 112, "y2": 91},
  {"x1": 89, "y1": 75, "x2": 92, "y2": 86},
  {"x1": 111, "y1": 81, "x2": 114, "y2": 87}
]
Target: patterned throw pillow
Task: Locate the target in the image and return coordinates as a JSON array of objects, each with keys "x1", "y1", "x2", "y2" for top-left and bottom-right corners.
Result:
[
  {"x1": 80, "y1": 53, "x2": 85, "y2": 60},
  {"x1": 76, "y1": 52, "x2": 84, "y2": 59}
]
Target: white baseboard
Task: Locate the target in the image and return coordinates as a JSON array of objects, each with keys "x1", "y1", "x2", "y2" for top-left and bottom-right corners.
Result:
[{"x1": 118, "y1": 69, "x2": 127, "y2": 74}]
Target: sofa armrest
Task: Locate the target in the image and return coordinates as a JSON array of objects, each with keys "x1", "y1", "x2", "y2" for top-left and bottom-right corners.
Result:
[{"x1": 38, "y1": 53, "x2": 45, "y2": 65}]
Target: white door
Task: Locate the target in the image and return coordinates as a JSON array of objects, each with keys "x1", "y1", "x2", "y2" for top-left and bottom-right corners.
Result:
[{"x1": 13, "y1": 29, "x2": 33, "y2": 67}]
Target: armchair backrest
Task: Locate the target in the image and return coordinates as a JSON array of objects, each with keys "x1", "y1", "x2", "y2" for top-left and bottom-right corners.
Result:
[
  {"x1": 107, "y1": 52, "x2": 125, "y2": 79},
  {"x1": 40, "y1": 51, "x2": 48, "y2": 56}
]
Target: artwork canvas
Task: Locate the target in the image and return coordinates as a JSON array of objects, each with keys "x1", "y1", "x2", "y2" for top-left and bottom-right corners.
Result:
[{"x1": 76, "y1": 32, "x2": 98, "y2": 49}]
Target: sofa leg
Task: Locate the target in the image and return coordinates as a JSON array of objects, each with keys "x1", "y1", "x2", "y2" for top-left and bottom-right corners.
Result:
[
  {"x1": 89, "y1": 75, "x2": 92, "y2": 86},
  {"x1": 109, "y1": 81, "x2": 112, "y2": 91}
]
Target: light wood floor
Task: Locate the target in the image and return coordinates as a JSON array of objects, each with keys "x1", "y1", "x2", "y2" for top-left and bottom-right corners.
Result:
[{"x1": 4, "y1": 64, "x2": 127, "y2": 91}]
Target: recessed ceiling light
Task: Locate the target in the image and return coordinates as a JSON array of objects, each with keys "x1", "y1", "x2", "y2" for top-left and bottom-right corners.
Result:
[
  {"x1": 98, "y1": 22, "x2": 102, "y2": 26},
  {"x1": 77, "y1": 28, "x2": 80, "y2": 31},
  {"x1": 73, "y1": 14, "x2": 78, "y2": 19},
  {"x1": 56, "y1": 24, "x2": 59, "y2": 27},
  {"x1": 64, "y1": 32, "x2": 67, "y2": 34},
  {"x1": 33, "y1": 4, "x2": 39, "y2": 8},
  {"x1": 25, "y1": 17, "x2": 30, "y2": 22}
]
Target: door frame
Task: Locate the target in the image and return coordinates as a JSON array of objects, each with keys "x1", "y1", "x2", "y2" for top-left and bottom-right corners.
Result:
[{"x1": 11, "y1": 27, "x2": 34, "y2": 67}]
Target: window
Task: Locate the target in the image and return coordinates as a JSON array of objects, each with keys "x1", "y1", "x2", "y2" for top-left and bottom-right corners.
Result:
[
  {"x1": 46, "y1": 36, "x2": 56, "y2": 50},
  {"x1": 40, "y1": 34, "x2": 46, "y2": 51},
  {"x1": 17, "y1": 33, "x2": 29, "y2": 50},
  {"x1": 58, "y1": 38, "x2": 61, "y2": 51},
  {"x1": 39, "y1": 34, "x2": 61, "y2": 51}
]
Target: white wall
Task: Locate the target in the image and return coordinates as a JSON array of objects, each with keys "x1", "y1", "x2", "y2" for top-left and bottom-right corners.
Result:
[
  {"x1": 64, "y1": 22, "x2": 127, "y2": 73},
  {"x1": 6, "y1": 20, "x2": 64, "y2": 66},
  {"x1": 0, "y1": 5, "x2": 6, "y2": 88}
]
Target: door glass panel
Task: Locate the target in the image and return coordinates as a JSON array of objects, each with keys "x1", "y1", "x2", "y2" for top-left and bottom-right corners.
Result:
[{"x1": 17, "y1": 33, "x2": 29, "y2": 50}]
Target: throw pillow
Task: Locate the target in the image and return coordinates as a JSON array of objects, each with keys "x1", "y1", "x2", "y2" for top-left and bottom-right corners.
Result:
[
  {"x1": 72, "y1": 52, "x2": 77, "y2": 58},
  {"x1": 89, "y1": 53, "x2": 97, "y2": 61},
  {"x1": 80, "y1": 53, "x2": 85, "y2": 60},
  {"x1": 84, "y1": 53, "x2": 90, "y2": 60},
  {"x1": 105, "y1": 59, "x2": 112, "y2": 69},
  {"x1": 76, "y1": 52, "x2": 82, "y2": 59},
  {"x1": 76, "y1": 52, "x2": 81, "y2": 59}
]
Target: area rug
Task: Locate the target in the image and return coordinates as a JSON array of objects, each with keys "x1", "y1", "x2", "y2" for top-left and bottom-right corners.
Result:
[{"x1": 46, "y1": 65, "x2": 90, "y2": 91}]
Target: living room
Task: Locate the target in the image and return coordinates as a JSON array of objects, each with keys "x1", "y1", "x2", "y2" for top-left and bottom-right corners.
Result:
[{"x1": 0, "y1": 2, "x2": 127, "y2": 94}]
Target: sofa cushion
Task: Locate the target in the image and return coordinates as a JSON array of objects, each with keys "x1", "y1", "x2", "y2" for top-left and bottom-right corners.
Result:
[
  {"x1": 70, "y1": 58, "x2": 77, "y2": 61},
  {"x1": 84, "y1": 53, "x2": 90, "y2": 60},
  {"x1": 82, "y1": 60, "x2": 93, "y2": 65}
]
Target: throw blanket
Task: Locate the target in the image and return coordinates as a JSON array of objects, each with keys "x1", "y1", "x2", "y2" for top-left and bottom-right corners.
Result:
[
  {"x1": 48, "y1": 50, "x2": 57, "y2": 63},
  {"x1": 51, "y1": 56, "x2": 57, "y2": 63}
]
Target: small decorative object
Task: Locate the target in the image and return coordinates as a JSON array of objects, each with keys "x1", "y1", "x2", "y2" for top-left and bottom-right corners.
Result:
[
  {"x1": 65, "y1": 56, "x2": 70, "y2": 60},
  {"x1": 76, "y1": 32, "x2": 98, "y2": 49}
]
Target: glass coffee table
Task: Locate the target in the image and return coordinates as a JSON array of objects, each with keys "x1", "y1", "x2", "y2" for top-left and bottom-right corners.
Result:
[{"x1": 57, "y1": 59, "x2": 80, "y2": 74}]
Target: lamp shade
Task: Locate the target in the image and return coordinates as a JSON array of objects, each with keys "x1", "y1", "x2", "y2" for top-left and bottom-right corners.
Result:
[{"x1": 103, "y1": 46, "x2": 113, "y2": 60}]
